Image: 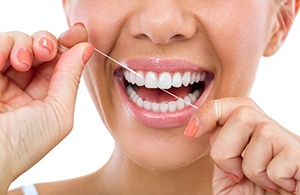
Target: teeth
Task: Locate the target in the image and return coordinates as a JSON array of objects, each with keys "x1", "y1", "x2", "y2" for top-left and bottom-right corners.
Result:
[
  {"x1": 172, "y1": 72, "x2": 182, "y2": 88},
  {"x1": 145, "y1": 71, "x2": 158, "y2": 89},
  {"x1": 158, "y1": 72, "x2": 172, "y2": 89},
  {"x1": 124, "y1": 70, "x2": 206, "y2": 89},
  {"x1": 126, "y1": 85, "x2": 201, "y2": 113}
]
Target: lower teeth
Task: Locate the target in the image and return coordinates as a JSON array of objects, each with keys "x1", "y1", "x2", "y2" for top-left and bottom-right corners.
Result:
[{"x1": 126, "y1": 85, "x2": 201, "y2": 113}]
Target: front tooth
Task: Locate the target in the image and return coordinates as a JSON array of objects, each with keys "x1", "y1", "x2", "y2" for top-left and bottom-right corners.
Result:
[
  {"x1": 182, "y1": 72, "x2": 191, "y2": 87},
  {"x1": 158, "y1": 72, "x2": 172, "y2": 89},
  {"x1": 152, "y1": 103, "x2": 160, "y2": 112},
  {"x1": 172, "y1": 72, "x2": 182, "y2": 88},
  {"x1": 136, "y1": 71, "x2": 145, "y2": 86},
  {"x1": 168, "y1": 101, "x2": 177, "y2": 112},
  {"x1": 160, "y1": 103, "x2": 169, "y2": 112},
  {"x1": 143, "y1": 101, "x2": 152, "y2": 110},
  {"x1": 129, "y1": 72, "x2": 137, "y2": 85},
  {"x1": 145, "y1": 71, "x2": 158, "y2": 88}
]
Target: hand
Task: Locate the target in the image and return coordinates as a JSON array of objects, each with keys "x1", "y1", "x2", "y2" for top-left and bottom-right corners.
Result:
[
  {"x1": 0, "y1": 24, "x2": 93, "y2": 192},
  {"x1": 185, "y1": 97, "x2": 300, "y2": 194}
]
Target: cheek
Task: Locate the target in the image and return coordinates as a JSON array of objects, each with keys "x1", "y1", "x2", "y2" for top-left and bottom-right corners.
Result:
[
  {"x1": 69, "y1": 1, "x2": 132, "y2": 53},
  {"x1": 203, "y1": 3, "x2": 272, "y2": 96}
]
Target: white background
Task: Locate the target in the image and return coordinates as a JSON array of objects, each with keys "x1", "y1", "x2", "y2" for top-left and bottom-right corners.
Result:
[{"x1": 1, "y1": 0, "x2": 300, "y2": 190}]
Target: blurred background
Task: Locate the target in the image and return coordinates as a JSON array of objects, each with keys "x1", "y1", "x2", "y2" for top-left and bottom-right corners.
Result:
[{"x1": 1, "y1": 0, "x2": 299, "y2": 190}]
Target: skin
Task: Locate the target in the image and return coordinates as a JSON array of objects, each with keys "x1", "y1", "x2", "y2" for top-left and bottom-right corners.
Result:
[{"x1": 2, "y1": 0, "x2": 300, "y2": 194}]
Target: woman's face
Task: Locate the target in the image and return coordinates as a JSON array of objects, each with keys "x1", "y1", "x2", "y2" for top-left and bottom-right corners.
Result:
[{"x1": 64, "y1": 0, "x2": 281, "y2": 169}]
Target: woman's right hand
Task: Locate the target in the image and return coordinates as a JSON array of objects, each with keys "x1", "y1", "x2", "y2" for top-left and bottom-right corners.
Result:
[{"x1": 0, "y1": 23, "x2": 93, "y2": 193}]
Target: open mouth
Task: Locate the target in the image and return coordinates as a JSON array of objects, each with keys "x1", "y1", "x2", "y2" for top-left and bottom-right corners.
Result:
[
  {"x1": 122, "y1": 70, "x2": 213, "y2": 113},
  {"x1": 113, "y1": 58, "x2": 214, "y2": 129}
]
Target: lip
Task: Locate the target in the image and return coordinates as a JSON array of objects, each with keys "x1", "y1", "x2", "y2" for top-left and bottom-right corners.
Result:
[{"x1": 114, "y1": 58, "x2": 214, "y2": 129}]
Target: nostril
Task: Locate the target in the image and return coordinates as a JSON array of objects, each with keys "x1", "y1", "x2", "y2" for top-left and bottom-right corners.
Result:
[{"x1": 170, "y1": 34, "x2": 186, "y2": 42}]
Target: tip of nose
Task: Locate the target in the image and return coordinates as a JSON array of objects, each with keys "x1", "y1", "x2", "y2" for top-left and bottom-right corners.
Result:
[{"x1": 130, "y1": 5, "x2": 197, "y2": 45}]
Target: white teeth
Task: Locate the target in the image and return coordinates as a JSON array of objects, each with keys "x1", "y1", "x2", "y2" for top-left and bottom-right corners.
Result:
[
  {"x1": 182, "y1": 72, "x2": 191, "y2": 87},
  {"x1": 145, "y1": 71, "x2": 158, "y2": 89},
  {"x1": 126, "y1": 85, "x2": 201, "y2": 113},
  {"x1": 124, "y1": 70, "x2": 206, "y2": 89},
  {"x1": 172, "y1": 72, "x2": 182, "y2": 88},
  {"x1": 136, "y1": 71, "x2": 145, "y2": 86},
  {"x1": 158, "y1": 72, "x2": 172, "y2": 89}
]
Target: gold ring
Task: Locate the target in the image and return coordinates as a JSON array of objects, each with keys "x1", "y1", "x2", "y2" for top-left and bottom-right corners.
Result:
[{"x1": 214, "y1": 99, "x2": 222, "y2": 122}]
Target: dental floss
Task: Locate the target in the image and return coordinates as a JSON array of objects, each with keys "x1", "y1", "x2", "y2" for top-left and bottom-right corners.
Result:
[
  {"x1": 59, "y1": 44, "x2": 198, "y2": 110},
  {"x1": 160, "y1": 89, "x2": 198, "y2": 109}
]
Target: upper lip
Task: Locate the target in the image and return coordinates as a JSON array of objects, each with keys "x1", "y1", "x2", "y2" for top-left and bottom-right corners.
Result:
[{"x1": 120, "y1": 58, "x2": 210, "y2": 73}]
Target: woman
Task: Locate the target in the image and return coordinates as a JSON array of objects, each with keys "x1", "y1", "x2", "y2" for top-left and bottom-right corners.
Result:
[{"x1": 2, "y1": 0, "x2": 300, "y2": 194}]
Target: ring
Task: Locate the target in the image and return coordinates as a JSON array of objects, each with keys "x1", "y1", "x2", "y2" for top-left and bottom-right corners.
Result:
[{"x1": 214, "y1": 99, "x2": 222, "y2": 122}]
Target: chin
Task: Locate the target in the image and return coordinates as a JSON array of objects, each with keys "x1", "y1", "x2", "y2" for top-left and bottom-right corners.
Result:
[{"x1": 111, "y1": 121, "x2": 211, "y2": 170}]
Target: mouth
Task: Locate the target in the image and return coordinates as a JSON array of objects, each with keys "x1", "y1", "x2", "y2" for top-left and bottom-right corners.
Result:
[{"x1": 114, "y1": 58, "x2": 214, "y2": 129}]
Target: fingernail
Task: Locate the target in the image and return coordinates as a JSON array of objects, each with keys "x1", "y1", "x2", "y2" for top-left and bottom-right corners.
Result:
[
  {"x1": 17, "y1": 48, "x2": 32, "y2": 69},
  {"x1": 0, "y1": 53, "x2": 5, "y2": 69},
  {"x1": 59, "y1": 22, "x2": 84, "y2": 39},
  {"x1": 261, "y1": 185, "x2": 277, "y2": 193},
  {"x1": 38, "y1": 38, "x2": 54, "y2": 54},
  {"x1": 225, "y1": 172, "x2": 241, "y2": 183},
  {"x1": 184, "y1": 117, "x2": 200, "y2": 137},
  {"x1": 82, "y1": 44, "x2": 94, "y2": 64}
]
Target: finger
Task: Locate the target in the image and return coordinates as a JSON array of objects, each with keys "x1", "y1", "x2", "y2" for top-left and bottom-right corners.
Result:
[
  {"x1": 242, "y1": 122, "x2": 281, "y2": 191},
  {"x1": 184, "y1": 97, "x2": 262, "y2": 138},
  {"x1": 31, "y1": 31, "x2": 58, "y2": 66},
  {"x1": 44, "y1": 42, "x2": 94, "y2": 130},
  {"x1": 0, "y1": 32, "x2": 14, "y2": 71},
  {"x1": 7, "y1": 31, "x2": 33, "y2": 72},
  {"x1": 267, "y1": 145, "x2": 300, "y2": 193},
  {"x1": 4, "y1": 67, "x2": 36, "y2": 90},
  {"x1": 210, "y1": 105, "x2": 268, "y2": 183},
  {"x1": 58, "y1": 22, "x2": 88, "y2": 51}
]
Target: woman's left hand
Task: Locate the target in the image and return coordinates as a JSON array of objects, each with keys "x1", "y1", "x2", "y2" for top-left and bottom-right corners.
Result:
[{"x1": 188, "y1": 97, "x2": 300, "y2": 194}]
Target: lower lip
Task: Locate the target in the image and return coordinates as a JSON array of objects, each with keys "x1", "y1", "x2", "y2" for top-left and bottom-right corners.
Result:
[{"x1": 114, "y1": 73, "x2": 213, "y2": 129}]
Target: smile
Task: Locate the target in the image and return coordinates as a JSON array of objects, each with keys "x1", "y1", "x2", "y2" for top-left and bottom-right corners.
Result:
[
  {"x1": 124, "y1": 70, "x2": 207, "y2": 112},
  {"x1": 114, "y1": 58, "x2": 214, "y2": 129}
]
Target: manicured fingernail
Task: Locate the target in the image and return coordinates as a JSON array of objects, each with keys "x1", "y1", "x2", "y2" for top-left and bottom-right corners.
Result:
[
  {"x1": 0, "y1": 53, "x2": 5, "y2": 69},
  {"x1": 184, "y1": 117, "x2": 200, "y2": 137},
  {"x1": 17, "y1": 48, "x2": 32, "y2": 69},
  {"x1": 59, "y1": 22, "x2": 84, "y2": 39},
  {"x1": 38, "y1": 38, "x2": 54, "y2": 54},
  {"x1": 82, "y1": 44, "x2": 94, "y2": 64},
  {"x1": 261, "y1": 185, "x2": 276, "y2": 193},
  {"x1": 225, "y1": 172, "x2": 241, "y2": 183}
]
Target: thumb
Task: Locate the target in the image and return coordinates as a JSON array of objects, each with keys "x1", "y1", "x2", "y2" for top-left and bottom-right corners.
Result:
[
  {"x1": 45, "y1": 42, "x2": 94, "y2": 125},
  {"x1": 58, "y1": 22, "x2": 88, "y2": 49}
]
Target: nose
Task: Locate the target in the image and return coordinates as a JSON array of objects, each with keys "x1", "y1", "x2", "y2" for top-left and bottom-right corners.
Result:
[{"x1": 130, "y1": 1, "x2": 197, "y2": 45}]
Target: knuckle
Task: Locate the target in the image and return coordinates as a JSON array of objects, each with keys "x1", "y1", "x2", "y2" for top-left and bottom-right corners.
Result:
[
  {"x1": 0, "y1": 32, "x2": 14, "y2": 45},
  {"x1": 242, "y1": 162, "x2": 261, "y2": 180},
  {"x1": 231, "y1": 106, "x2": 256, "y2": 123},
  {"x1": 210, "y1": 146, "x2": 227, "y2": 165},
  {"x1": 255, "y1": 122, "x2": 277, "y2": 140}
]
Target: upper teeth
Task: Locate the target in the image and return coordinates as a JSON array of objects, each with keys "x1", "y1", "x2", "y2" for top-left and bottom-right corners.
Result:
[{"x1": 124, "y1": 70, "x2": 206, "y2": 89}]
